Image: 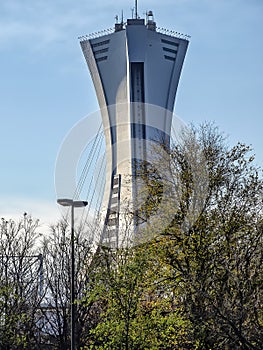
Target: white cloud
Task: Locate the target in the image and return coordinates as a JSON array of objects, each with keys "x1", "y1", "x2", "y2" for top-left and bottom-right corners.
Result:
[
  {"x1": 0, "y1": 0, "x2": 200, "y2": 49},
  {"x1": 0, "y1": 2, "x2": 82, "y2": 49},
  {"x1": 0, "y1": 0, "x2": 124, "y2": 50},
  {"x1": 0, "y1": 196, "x2": 96, "y2": 236},
  {"x1": 0, "y1": 196, "x2": 60, "y2": 232}
]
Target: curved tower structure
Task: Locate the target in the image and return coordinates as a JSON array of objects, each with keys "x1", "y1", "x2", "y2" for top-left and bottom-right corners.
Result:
[{"x1": 80, "y1": 11, "x2": 189, "y2": 246}]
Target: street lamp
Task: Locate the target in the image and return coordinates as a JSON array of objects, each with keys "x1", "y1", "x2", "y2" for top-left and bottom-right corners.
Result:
[{"x1": 57, "y1": 198, "x2": 88, "y2": 350}]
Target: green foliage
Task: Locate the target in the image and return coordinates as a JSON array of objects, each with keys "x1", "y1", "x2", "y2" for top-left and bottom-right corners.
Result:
[
  {"x1": 1, "y1": 124, "x2": 262, "y2": 349},
  {"x1": 82, "y1": 124, "x2": 263, "y2": 350},
  {"x1": 161, "y1": 125, "x2": 263, "y2": 349},
  {"x1": 82, "y1": 242, "x2": 195, "y2": 349},
  {"x1": 0, "y1": 285, "x2": 30, "y2": 349}
]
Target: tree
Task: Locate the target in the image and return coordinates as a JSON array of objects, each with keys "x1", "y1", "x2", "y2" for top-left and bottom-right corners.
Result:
[
  {"x1": 0, "y1": 214, "x2": 43, "y2": 349},
  {"x1": 0, "y1": 214, "x2": 99, "y2": 349},
  {"x1": 82, "y1": 242, "x2": 193, "y2": 350},
  {"x1": 160, "y1": 124, "x2": 263, "y2": 349},
  {"x1": 2, "y1": 124, "x2": 261, "y2": 349},
  {"x1": 82, "y1": 123, "x2": 263, "y2": 349},
  {"x1": 41, "y1": 219, "x2": 97, "y2": 349}
]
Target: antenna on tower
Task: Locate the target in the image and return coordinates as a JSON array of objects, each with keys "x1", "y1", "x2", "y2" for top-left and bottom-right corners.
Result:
[
  {"x1": 131, "y1": 7, "x2": 134, "y2": 19},
  {"x1": 135, "y1": 0, "x2": 138, "y2": 19}
]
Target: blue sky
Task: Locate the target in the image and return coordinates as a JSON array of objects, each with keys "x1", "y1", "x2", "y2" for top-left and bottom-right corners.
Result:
[{"x1": 0, "y1": 0, "x2": 262, "y2": 226}]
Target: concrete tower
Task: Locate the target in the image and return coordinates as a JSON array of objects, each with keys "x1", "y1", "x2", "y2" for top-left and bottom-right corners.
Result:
[{"x1": 80, "y1": 11, "x2": 189, "y2": 246}]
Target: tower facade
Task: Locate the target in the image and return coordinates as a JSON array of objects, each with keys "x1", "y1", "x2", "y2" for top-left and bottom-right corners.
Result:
[{"x1": 80, "y1": 12, "x2": 189, "y2": 246}]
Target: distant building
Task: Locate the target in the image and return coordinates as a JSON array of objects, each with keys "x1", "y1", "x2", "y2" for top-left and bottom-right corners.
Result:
[{"x1": 80, "y1": 10, "x2": 189, "y2": 246}]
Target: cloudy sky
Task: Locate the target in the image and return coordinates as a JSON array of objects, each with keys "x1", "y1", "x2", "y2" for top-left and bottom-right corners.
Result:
[{"x1": 0, "y1": 0, "x2": 262, "y2": 227}]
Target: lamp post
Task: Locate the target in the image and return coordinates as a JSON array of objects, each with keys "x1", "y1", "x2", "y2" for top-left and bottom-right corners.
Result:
[{"x1": 57, "y1": 199, "x2": 88, "y2": 350}]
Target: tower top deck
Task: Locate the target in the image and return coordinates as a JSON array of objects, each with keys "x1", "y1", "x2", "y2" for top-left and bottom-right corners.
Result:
[{"x1": 78, "y1": 10, "x2": 190, "y2": 42}]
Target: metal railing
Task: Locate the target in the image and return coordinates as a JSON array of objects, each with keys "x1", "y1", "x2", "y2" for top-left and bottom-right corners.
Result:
[
  {"x1": 157, "y1": 27, "x2": 191, "y2": 41},
  {"x1": 79, "y1": 24, "x2": 190, "y2": 42},
  {"x1": 78, "y1": 27, "x2": 114, "y2": 41}
]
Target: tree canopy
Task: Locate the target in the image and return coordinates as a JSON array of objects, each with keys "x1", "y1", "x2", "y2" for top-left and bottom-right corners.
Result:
[{"x1": 0, "y1": 124, "x2": 262, "y2": 349}]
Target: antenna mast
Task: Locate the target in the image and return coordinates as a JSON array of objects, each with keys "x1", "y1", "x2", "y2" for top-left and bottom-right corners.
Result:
[{"x1": 135, "y1": 0, "x2": 138, "y2": 19}]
